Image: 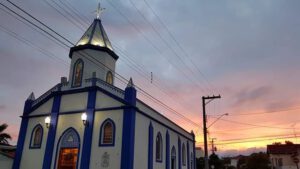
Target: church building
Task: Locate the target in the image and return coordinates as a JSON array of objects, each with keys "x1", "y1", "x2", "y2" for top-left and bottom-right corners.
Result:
[{"x1": 12, "y1": 8, "x2": 196, "y2": 169}]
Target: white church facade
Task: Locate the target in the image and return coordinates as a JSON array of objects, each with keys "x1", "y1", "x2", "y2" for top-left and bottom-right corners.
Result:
[{"x1": 12, "y1": 15, "x2": 196, "y2": 169}]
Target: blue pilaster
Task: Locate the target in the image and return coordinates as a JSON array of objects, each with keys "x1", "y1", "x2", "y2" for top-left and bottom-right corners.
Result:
[
  {"x1": 12, "y1": 98, "x2": 33, "y2": 169},
  {"x1": 42, "y1": 94, "x2": 61, "y2": 169},
  {"x1": 187, "y1": 141, "x2": 190, "y2": 169},
  {"x1": 80, "y1": 88, "x2": 97, "y2": 169},
  {"x1": 120, "y1": 83, "x2": 137, "y2": 169},
  {"x1": 178, "y1": 137, "x2": 182, "y2": 169},
  {"x1": 192, "y1": 132, "x2": 196, "y2": 169},
  {"x1": 148, "y1": 122, "x2": 153, "y2": 169},
  {"x1": 165, "y1": 131, "x2": 170, "y2": 169}
]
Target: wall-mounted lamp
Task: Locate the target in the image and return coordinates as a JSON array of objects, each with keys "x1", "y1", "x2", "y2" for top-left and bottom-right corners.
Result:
[
  {"x1": 45, "y1": 116, "x2": 51, "y2": 128},
  {"x1": 81, "y1": 113, "x2": 88, "y2": 126}
]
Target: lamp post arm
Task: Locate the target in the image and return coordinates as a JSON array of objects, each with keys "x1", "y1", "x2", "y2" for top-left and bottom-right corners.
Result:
[{"x1": 207, "y1": 113, "x2": 228, "y2": 129}]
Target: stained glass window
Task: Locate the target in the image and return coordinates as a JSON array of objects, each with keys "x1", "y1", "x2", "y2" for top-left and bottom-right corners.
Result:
[
  {"x1": 156, "y1": 132, "x2": 163, "y2": 162},
  {"x1": 72, "y1": 59, "x2": 84, "y2": 87}
]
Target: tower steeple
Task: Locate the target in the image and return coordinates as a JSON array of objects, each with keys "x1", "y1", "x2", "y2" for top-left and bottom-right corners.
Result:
[{"x1": 68, "y1": 3, "x2": 118, "y2": 88}]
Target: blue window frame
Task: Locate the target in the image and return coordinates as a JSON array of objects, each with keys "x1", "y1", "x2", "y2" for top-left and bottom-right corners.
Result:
[
  {"x1": 156, "y1": 132, "x2": 163, "y2": 162},
  {"x1": 99, "y1": 118, "x2": 115, "y2": 146},
  {"x1": 29, "y1": 124, "x2": 43, "y2": 149}
]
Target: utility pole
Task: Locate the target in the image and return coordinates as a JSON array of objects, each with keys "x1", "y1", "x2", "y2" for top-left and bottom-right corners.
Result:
[
  {"x1": 211, "y1": 138, "x2": 217, "y2": 154},
  {"x1": 202, "y1": 95, "x2": 221, "y2": 169}
]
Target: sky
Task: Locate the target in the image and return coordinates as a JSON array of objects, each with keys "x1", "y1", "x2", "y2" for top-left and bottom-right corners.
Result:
[{"x1": 1, "y1": 0, "x2": 300, "y2": 156}]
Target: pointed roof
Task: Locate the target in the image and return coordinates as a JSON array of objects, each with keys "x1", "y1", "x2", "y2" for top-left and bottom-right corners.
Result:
[
  {"x1": 27, "y1": 92, "x2": 35, "y2": 101},
  {"x1": 127, "y1": 77, "x2": 135, "y2": 88},
  {"x1": 76, "y1": 19, "x2": 113, "y2": 51}
]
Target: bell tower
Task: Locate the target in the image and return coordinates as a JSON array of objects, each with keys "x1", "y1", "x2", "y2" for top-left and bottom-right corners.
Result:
[{"x1": 68, "y1": 3, "x2": 118, "y2": 88}]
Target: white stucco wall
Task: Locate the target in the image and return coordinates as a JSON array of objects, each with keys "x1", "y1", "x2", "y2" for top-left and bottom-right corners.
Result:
[
  {"x1": 20, "y1": 117, "x2": 48, "y2": 169},
  {"x1": 31, "y1": 98, "x2": 53, "y2": 115},
  {"x1": 68, "y1": 49, "x2": 116, "y2": 88},
  {"x1": 95, "y1": 92, "x2": 123, "y2": 109},
  {"x1": 134, "y1": 112, "x2": 194, "y2": 169},
  {"x1": 270, "y1": 154, "x2": 299, "y2": 169},
  {"x1": 89, "y1": 110, "x2": 123, "y2": 169},
  {"x1": 59, "y1": 92, "x2": 88, "y2": 112},
  {"x1": 136, "y1": 101, "x2": 193, "y2": 140},
  {"x1": 51, "y1": 113, "x2": 85, "y2": 169}
]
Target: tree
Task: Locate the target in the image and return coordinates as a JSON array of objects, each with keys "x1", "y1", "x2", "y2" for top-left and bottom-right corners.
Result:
[
  {"x1": 246, "y1": 152, "x2": 270, "y2": 169},
  {"x1": 0, "y1": 123, "x2": 12, "y2": 145},
  {"x1": 209, "y1": 153, "x2": 222, "y2": 169},
  {"x1": 196, "y1": 157, "x2": 205, "y2": 169}
]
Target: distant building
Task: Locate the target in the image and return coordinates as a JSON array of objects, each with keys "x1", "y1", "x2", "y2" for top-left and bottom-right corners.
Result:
[
  {"x1": 267, "y1": 144, "x2": 300, "y2": 169},
  {"x1": 11, "y1": 5, "x2": 196, "y2": 169},
  {"x1": 0, "y1": 144, "x2": 16, "y2": 169},
  {"x1": 195, "y1": 147, "x2": 204, "y2": 158}
]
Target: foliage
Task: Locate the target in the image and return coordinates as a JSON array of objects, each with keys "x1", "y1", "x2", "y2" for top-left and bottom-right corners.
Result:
[
  {"x1": 209, "y1": 153, "x2": 222, "y2": 169},
  {"x1": 0, "y1": 123, "x2": 12, "y2": 145},
  {"x1": 285, "y1": 140, "x2": 294, "y2": 145},
  {"x1": 196, "y1": 157, "x2": 205, "y2": 169},
  {"x1": 246, "y1": 152, "x2": 270, "y2": 169}
]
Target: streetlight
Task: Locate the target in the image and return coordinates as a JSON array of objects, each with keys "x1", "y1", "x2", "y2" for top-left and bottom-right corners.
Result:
[{"x1": 207, "y1": 113, "x2": 228, "y2": 129}]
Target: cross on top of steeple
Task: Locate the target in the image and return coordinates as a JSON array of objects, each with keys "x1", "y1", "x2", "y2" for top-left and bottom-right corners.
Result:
[{"x1": 95, "y1": 2, "x2": 105, "y2": 19}]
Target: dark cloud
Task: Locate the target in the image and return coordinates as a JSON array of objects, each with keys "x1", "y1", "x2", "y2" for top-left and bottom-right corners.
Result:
[{"x1": 233, "y1": 86, "x2": 272, "y2": 107}]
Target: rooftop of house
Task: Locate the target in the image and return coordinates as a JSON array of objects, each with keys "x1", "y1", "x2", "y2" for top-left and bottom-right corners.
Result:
[{"x1": 267, "y1": 144, "x2": 300, "y2": 154}]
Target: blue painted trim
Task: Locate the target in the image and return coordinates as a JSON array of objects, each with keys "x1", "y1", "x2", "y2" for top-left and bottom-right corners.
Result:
[
  {"x1": 156, "y1": 132, "x2": 163, "y2": 163},
  {"x1": 178, "y1": 137, "x2": 182, "y2": 169},
  {"x1": 187, "y1": 141, "x2": 190, "y2": 169},
  {"x1": 193, "y1": 138, "x2": 196, "y2": 169},
  {"x1": 42, "y1": 94, "x2": 61, "y2": 169},
  {"x1": 12, "y1": 98, "x2": 33, "y2": 169},
  {"x1": 182, "y1": 143, "x2": 186, "y2": 166},
  {"x1": 80, "y1": 89, "x2": 97, "y2": 169},
  {"x1": 166, "y1": 131, "x2": 170, "y2": 169},
  {"x1": 120, "y1": 86, "x2": 137, "y2": 169},
  {"x1": 29, "y1": 124, "x2": 43, "y2": 149},
  {"x1": 99, "y1": 118, "x2": 116, "y2": 147},
  {"x1": 53, "y1": 127, "x2": 81, "y2": 169},
  {"x1": 71, "y1": 59, "x2": 84, "y2": 88},
  {"x1": 29, "y1": 85, "x2": 127, "y2": 115},
  {"x1": 148, "y1": 122, "x2": 153, "y2": 169}
]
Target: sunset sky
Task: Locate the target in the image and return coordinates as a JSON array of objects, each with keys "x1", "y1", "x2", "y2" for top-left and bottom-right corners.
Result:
[{"x1": 1, "y1": 0, "x2": 300, "y2": 156}]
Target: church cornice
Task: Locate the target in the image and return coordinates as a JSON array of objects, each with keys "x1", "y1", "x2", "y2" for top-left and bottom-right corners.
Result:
[{"x1": 69, "y1": 44, "x2": 119, "y2": 60}]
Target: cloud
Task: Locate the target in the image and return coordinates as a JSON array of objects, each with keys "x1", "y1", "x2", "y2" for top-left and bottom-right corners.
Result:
[
  {"x1": 0, "y1": 105, "x2": 5, "y2": 110},
  {"x1": 232, "y1": 86, "x2": 272, "y2": 107}
]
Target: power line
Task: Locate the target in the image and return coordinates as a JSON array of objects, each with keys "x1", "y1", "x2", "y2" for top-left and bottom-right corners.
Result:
[
  {"x1": 209, "y1": 106, "x2": 300, "y2": 117},
  {"x1": 106, "y1": 0, "x2": 209, "y2": 94},
  {"x1": 2, "y1": 0, "x2": 201, "y2": 129},
  {"x1": 128, "y1": 0, "x2": 212, "y2": 93},
  {"x1": 142, "y1": 0, "x2": 218, "y2": 93}
]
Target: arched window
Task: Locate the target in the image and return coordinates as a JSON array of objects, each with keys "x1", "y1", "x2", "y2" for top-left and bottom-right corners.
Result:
[
  {"x1": 106, "y1": 71, "x2": 113, "y2": 85},
  {"x1": 171, "y1": 146, "x2": 176, "y2": 169},
  {"x1": 99, "y1": 119, "x2": 115, "y2": 146},
  {"x1": 156, "y1": 132, "x2": 163, "y2": 162},
  {"x1": 182, "y1": 143, "x2": 186, "y2": 166},
  {"x1": 72, "y1": 59, "x2": 84, "y2": 87},
  {"x1": 56, "y1": 128, "x2": 80, "y2": 169},
  {"x1": 30, "y1": 124, "x2": 43, "y2": 148}
]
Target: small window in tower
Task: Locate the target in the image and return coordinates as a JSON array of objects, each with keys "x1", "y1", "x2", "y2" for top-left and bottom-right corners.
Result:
[
  {"x1": 72, "y1": 59, "x2": 84, "y2": 87},
  {"x1": 106, "y1": 71, "x2": 113, "y2": 85}
]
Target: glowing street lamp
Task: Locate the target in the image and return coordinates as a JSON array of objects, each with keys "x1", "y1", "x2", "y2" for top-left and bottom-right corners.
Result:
[
  {"x1": 45, "y1": 116, "x2": 51, "y2": 128},
  {"x1": 81, "y1": 113, "x2": 88, "y2": 126}
]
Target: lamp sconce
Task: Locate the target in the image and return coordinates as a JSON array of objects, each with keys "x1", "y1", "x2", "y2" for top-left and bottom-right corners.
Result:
[
  {"x1": 45, "y1": 116, "x2": 51, "y2": 128},
  {"x1": 81, "y1": 113, "x2": 88, "y2": 126}
]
